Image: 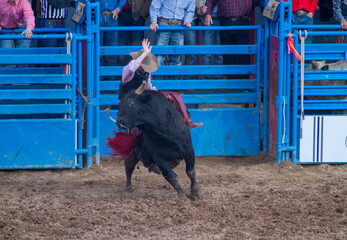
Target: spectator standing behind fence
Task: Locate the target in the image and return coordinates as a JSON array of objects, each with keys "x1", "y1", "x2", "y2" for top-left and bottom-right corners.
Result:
[
  {"x1": 181, "y1": 0, "x2": 200, "y2": 80},
  {"x1": 149, "y1": 0, "x2": 195, "y2": 80},
  {"x1": 204, "y1": 0, "x2": 252, "y2": 79},
  {"x1": 292, "y1": 0, "x2": 318, "y2": 44},
  {"x1": 198, "y1": 0, "x2": 223, "y2": 79},
  {"x1": 333, "y1": 0, "x2": 347, "y2": 42},
  {"x1": 0, "y1": 0, "x2": 35, "y2": 49},
  {"x1": 38, "y1": 0, "x2": 75, "y2": 48},
  {"x1": 96, "y1": 0, "x2": 126, "y2": 68},
  {"x1": 117, "y1": 0, "x2": 152, "y2": 66}
]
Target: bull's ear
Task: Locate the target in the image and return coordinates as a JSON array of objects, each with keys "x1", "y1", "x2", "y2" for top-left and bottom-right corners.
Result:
[{"x1": 139, "y1": 93, "x2": 153, "y2": 103}]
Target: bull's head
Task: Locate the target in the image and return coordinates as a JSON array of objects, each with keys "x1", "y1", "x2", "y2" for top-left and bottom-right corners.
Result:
[{"x1": 117, "y1": 80, "x2": 153, "y2": 130}]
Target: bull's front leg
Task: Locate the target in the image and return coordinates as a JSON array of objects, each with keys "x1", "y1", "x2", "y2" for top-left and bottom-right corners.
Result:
[
  {"x1": 156, "y1": 161, "x2": 187, "y2": 200},
  {"x1": 124, "y1": 152, "x2": 139, "y2": 192}
]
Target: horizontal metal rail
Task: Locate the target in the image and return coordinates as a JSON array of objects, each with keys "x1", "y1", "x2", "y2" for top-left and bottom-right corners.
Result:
[
  {"x1": 0, "y1": 54, "x2": 72, "y2": 64},
  {"x1": 0, "y1": 89, "x2": 73, "y2": 100},
  {"x1": 101, "y1": 44, "x2": 257, "y2": 56},
  {"x1": 0, "y1": 74, "x2": 72, "y2": 84},
  {"x1": 100, "y1": 65, "x2": 257, "y2": 76},
  {"x1": 0, "y1": 104, "x2": 72, "y2": 115},
  {"x1": 99, "y1": 25, "x2": 261, "y2": 32},
  {"x1": 100, "y1": 93, "x2": 258, "y2": 105},
  {"x1": 100, "y1": 79, "x2": 257, "y2": 91}
]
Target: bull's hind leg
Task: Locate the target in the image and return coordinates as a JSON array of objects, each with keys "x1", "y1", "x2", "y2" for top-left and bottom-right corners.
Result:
[
  {"x1": 124, "y1": 152, "x2": 139, "y2": 192},
  {"x1": 185, "y1": 156, "x2": 200, "y2": 199},
  {"x1": 156, "y1": 161, "x2": 187, "y2": 199}
]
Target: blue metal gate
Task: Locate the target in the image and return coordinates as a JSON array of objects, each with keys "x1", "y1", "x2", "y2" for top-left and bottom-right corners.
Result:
[
  {"x1": 0, "y1": 1, "x2": 264, "y2": 169},
  {"x1": 264, "y1": 0, "x2": 347, "y2": 164},
  {"x1": 94, "y1": 4, "x2": 263, "y2": 156},
  {"x1": 0, "y1": 28, "x2": 93, "y2": 169}
]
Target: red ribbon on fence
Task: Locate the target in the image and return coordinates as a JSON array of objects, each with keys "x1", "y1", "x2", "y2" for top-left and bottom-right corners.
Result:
[{"x1": 287, "y1": 32, "x2": 302, "y2": 61}]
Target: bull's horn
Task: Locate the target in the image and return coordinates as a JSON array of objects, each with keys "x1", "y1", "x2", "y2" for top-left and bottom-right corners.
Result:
[
  {"x1": 105, "y1": 108, "x2": 117, "y2": 123},
  {"x1": 135, "y1": 80, "x2": 147, "y2": 95}
]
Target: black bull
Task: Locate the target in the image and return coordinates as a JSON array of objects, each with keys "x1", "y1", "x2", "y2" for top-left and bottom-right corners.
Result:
[{"x1": 116, "y1": 82, "x2": 200, "y2": 199}]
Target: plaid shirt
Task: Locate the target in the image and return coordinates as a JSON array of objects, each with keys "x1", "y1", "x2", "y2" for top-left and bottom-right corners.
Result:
[
  {"x1": 205, "y1": 0, "x2": 252, "y2": 18},
  {"x1": 333, "y1": 0, "x2": 347, "y2": 24}
]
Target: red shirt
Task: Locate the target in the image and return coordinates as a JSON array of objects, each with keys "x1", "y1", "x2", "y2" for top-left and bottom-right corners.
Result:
[{"x1": 292, "y1": 0, "x2": 318, "y2": 14}]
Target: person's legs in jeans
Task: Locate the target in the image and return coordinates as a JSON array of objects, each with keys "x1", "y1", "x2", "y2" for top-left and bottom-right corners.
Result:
[
  {"x1": 38, "y1": 19, "x2": 66, "y2": 48},
  {"x1": 132, "y1": 17, "x2": 145, "y2": 46},
  {"x1": 156, "y1": 21, "x2": 171, "y2": 66},
  {"x1": 0, "y1": 38, "x2": 15, "y2": 68},
  {"x1": 167, "y1": 23, "x2": 184, "y2": 80},
  {"x1": 0, "y1": 39, "x2": 14, "y2": 48},
  {"x1": 15, "y1": 24, "x2": 31, "y2": 49},
  {"x1": 220, "y1": 18, "x2": 250, "y2": 79},
  {"x1": 155, "y1": 21, "x2": 171, "y2": 79},
  {"x1": 293, "y1": 14, "x2": 313, "y2": 44},
  {"x1": 100, "y1": 15, "x2": 118, "y2": 68},
  {"x1": 201, "y1": 19, "x2": 223, "y2": 79},
  {"x1": 212, "y1": 19, "x2": 223, "y2": 67},
  {"x1": 118, "y1": 10, "x2": 133, "y2": 66},
  {"x1": 182, "y1": 21, "x2": 197, "y2": 79}
]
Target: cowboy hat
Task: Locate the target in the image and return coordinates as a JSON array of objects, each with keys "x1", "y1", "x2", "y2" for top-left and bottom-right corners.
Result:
[{"x1": 129, "y1": 50, "x2": 158, "y2": 73}]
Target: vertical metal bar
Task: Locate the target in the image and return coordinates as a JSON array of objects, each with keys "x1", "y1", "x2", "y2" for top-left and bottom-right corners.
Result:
[
  {"x1": 292, "y1": 30, "x2": 299, "y2": 164},
  {"x1": 256, "y1": 24, "x2": 262, "y2": 147},
  {"x1": 86, "y1": 3, "x2": 93, "y2": 168},
  {"x1": 276, "y1": 3, "x2": 285, "y2": 164},
  {"x1": 285, "y1": 34, "x2": 291, "y2": 161},
  {"x1": 262, "y1": 19, "x2": 269, "y2": 153},
  {"x1": 94, "y1": 3, "x2": 101, "y2": 166},
  {"x1": 77, "y1": 36, "x2": 84, "y2": 168},
  {"x1": 71, "y1": 35, "x2": 78, "y2": 168}
]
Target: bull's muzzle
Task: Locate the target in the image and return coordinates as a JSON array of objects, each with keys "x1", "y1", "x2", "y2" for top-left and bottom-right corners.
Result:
[{"x1": 116, "y1": 120, "x2": 128, "y2": 130}]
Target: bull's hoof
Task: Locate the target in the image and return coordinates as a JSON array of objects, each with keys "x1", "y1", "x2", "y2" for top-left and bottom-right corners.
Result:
[
  {"x1": 178, "y1": 192, "x2": 187, "y2": 200},
  {"x1": 125, "y1": 185, "x2": 133, "y2": 192},
  {"x1": 191, "y1": 185, "x2": 200, "y2": 199}
]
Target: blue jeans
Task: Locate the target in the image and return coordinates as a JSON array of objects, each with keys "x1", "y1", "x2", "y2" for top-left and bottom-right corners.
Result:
[
  {"x1": 38, "y1": 19, "x2": 66, "y2": 47},
  {"x1": 156, "y1": 21, "x2": 184, "y2": 80},
  {"x1": 100, "y1": 15, "x2": 118, "y2": 66},
  {"x1": 293, "y1": 14, "x2": 313, "y2": 44},
  {"x1": 220, "y1": 17, "x2": 250, "y2": 79},
  {"x1": 118, "y1": 10, "x2": 145, "y2": 66},
  {"x1": 182, "y1": 21, "x2": 197, "y2": 79},
  {"x1": 200, "y1": 18, "x2": 223, "y2": 79},
  {"x1": 0, "y1": 24, "x2": 31, "y2": 49},
  {"x1": 118, "y1": 10, "x2": 145, "y2": 46},
  {"x1": 156, "y1": 21, "x2": 184, "y2": 66}
]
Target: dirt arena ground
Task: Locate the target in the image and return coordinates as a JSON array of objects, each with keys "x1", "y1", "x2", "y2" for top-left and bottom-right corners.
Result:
[{"x1": 0, "y1": 152, "x2": 346, "y2": 240}]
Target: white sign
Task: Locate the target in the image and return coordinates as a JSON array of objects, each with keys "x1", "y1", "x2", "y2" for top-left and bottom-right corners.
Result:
[{"x1": 300, "y1": 116, "x2": 347, "y2": 163}]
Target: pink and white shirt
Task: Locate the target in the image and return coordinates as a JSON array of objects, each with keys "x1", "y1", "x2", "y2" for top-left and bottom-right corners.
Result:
[
  {"x1": 122, "y1": 55, "x2": 157, "y2": 91},
  {"x1": 0, "y1": 0, "x2": 35, "y2": 30}
]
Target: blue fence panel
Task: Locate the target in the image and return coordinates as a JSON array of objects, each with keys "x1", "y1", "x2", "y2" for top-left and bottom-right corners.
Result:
[
  {"x1": 98, "y1": 23, "x2": 263, "y2": 157},
  {"x1": 0, "y1": 29, "x2": 88, "y2": 169}
]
